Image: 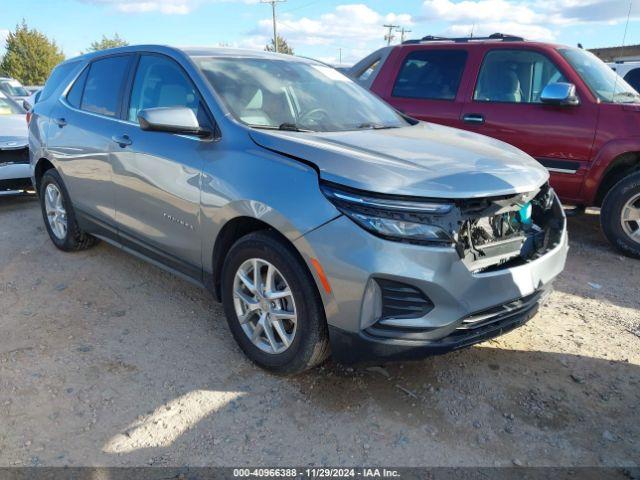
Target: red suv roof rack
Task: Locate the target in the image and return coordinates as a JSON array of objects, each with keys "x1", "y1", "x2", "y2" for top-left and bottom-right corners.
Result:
[{"x1": 402, "y1": 32, "x2": 525, "y2": 45}]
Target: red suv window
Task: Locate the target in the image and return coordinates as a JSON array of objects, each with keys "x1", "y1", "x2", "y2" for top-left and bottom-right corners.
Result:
[
  {"x1": 474, "y1": 49, "x2": 566, "y2": 103},
  {"x1": 392, "y1": 50, "x2": 467, "y2": 101}
]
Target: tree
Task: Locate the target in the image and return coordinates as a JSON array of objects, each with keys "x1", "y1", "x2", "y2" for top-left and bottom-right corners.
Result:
[
  {"x1": 87, "y1": 34, "x2": 129, "y2": 52},
  {"x1": 0, "y1": 21, "x2": 65, "y2": 85},
  {"x1": 265, "y1": 35, "x2": 294, "y2": 55}
]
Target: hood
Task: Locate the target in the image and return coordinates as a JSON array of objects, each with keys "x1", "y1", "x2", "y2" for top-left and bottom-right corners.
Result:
[
  {"x1": 0, "y1": 114, "x2": 28, "y2": 148},
  {"x1": 249, "y1": 122, "x2": 549, "y2": 199}
]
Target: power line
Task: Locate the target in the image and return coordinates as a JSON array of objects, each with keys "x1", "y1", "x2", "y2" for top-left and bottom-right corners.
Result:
[
  {"x1": 261, "y1": 0, "x2": 287, "y2": 53},
  {"x1": 383, "y1": 24, "x2": 399, "y2": 45}
]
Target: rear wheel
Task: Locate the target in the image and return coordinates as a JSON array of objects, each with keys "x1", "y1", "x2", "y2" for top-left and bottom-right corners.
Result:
[
  {"x1": 39, "y1": 169, "x2": 97, "y2": 252},
  {"x1": 221, "y1": 231, "x2": 330, "y2": 374},
  {"x1": 601, "y1": 171, "x2": 640, "y2": 259}
]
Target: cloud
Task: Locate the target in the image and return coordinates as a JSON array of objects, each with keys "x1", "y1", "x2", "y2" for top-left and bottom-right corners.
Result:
[
  {"x1": 422, "y1": 0, "x2": 543, "y2": 24},
  {"x1": 421, "y1": 0, "x2": 640, "y2": 41},
  {"x1": 252, "y1": 3, "x2": 414, "y2": 63},
  {"x1": 549, "y1": 0, "x2": 640, "y2": 23}
]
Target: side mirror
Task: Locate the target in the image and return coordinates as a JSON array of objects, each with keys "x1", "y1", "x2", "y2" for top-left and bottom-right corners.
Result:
[
  {"x1": 138, "y1": 107, "x2": 211, "y2": 137},
  {"x1": 540, "y1": 82, "x2": 580, "y2": 106}
]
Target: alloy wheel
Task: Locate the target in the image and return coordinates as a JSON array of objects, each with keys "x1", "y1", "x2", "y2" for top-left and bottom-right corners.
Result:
[
  {"x1": 44, "y1": 183, "x2": 67, "y2": 240},
  {"x1": 232, "y1": 258, "x2": 297, "y2": 354},
  {"x1": 621, "y1": 192, "x2": 640, "y2": 244}
]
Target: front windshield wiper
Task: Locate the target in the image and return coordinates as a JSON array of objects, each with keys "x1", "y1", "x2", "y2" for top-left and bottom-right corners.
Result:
[
  {"x1": 355, "y1": 122, "x2": 400, "y2": 130},
  {"x1": 247, "y1": 123, "x2": 313, "y2": 132},
  {"x1": 278, "y1": 122, "x2": 313, "y2": 132}
]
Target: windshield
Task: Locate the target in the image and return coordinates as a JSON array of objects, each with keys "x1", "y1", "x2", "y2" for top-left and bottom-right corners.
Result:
[
  {"x1": 559, "y1": 48, "x2": 640, "y2": 104},
  {"x1": 194, "y1": 56, "x2": 408, "y2": 132},
  {"x1": 1, "y1": 80, "x2": 30, "y2": 97},
  {"x1": 0, "y1": 93, "x2": 23, "y2": 115}
]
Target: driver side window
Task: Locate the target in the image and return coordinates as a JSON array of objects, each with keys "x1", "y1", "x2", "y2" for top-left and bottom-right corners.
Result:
[
  {"x1": 128, "y1": 55, "x2": 199, "y2": 123},
  {"x1": 474, "y1": 50, "x2": 566, "y2": 104}
]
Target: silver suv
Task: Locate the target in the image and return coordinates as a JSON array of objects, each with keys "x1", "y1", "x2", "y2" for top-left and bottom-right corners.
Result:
[{"x1": 30, "y1": 46, "x2": 568, "y2": 373}]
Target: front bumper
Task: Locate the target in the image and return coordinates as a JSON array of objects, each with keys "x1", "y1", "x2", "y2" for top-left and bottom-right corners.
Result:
[
  {"x1": 329, "y1": 285, "x2": 548, "y2": 363},
  {"x1": 295, "y1": 193, "x2": 568, "y2": 364}
]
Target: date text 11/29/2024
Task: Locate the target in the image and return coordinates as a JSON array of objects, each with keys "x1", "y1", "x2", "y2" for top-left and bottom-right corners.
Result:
[{"x1": 233, "y1": 468, "x2": 401, "y2": 478}]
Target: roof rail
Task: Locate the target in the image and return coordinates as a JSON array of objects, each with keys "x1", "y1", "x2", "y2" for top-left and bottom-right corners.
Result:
[{"x1": 402, "y1": 32, "x2": 525, "y2": 45}]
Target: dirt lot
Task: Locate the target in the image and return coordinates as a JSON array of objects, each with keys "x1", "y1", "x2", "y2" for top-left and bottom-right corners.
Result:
[{"x1": 0, "y1": 194, "x2": 639, "y2": 468}]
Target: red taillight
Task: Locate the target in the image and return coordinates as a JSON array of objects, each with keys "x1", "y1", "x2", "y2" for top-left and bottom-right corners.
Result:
[{"x1": 26, "y1": 112, "x2": 32, "y2": 125}]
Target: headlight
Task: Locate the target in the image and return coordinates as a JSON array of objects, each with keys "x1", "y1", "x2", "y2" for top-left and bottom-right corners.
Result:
[{"x1": 321, "y1": 182, "x2": 454, "y2": 245}]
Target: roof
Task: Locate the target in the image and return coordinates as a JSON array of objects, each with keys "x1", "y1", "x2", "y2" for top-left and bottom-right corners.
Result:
[
  {"x1": 396, "y1": 33, "x2": 566, "y2": 50},
  {"x1": 60, "y1": 44, "x2": 314, "y2": 65}
]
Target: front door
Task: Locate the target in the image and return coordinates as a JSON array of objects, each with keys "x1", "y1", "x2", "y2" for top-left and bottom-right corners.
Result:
[
  {"x1": 460, "y1": 48, "x2": 598, "y2": 202},
  {"x1": 111, "y1": 53, "x2": 213, "y2": 279}
]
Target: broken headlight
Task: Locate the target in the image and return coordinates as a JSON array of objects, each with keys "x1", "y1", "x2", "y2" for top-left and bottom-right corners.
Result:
[{"x1": 320, "y1": 182, "x2": 454, "y2": 245}]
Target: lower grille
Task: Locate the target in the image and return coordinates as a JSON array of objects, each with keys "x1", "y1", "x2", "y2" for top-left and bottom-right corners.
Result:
[
  {"x1": 0, "y1": 147, "x2": 29, "y2": 166},
  {"x1": 365, "y1": 286, "x2": 548, "y2": 343},
  {"x1": 376, "y1": 278, "x2": 434, "y2": 320},
  {"x1": 452, "y1": 288, "x2": 546, "y2": 335}
]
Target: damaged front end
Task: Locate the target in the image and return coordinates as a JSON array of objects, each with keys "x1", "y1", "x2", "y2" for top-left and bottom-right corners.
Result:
[
  {"x1": 454, "y1": 183, "x2": 565, "y2": 271},
  {"x1": 321, "y1": 181, "x2": 565, "y2": 272}
]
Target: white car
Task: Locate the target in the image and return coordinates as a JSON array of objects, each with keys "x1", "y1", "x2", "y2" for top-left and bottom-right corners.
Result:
[
  {"x1": 0, "y1": 77, "x2": 31, "y2": 103},
  {"x1": 0, "y1": 91, "x2": 30, "y2": 193},
  {"x1": 607, "y1": 61, "x2": 640, "y2": 92}
]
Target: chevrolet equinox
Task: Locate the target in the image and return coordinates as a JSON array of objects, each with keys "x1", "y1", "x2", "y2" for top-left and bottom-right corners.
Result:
[{"x1": 29, "y1": 46, "x2": 568, "y2": 373}]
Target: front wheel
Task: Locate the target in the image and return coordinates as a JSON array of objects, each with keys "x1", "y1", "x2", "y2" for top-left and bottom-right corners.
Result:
[
  {"x1": 601, "y1": 171, "x2": 640, "y2": 259},
  {"x1": 221, "y1": 231, "x2": 330, "y2": 374}
]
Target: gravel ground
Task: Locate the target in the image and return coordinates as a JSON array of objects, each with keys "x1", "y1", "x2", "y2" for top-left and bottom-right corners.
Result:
[{"x1": 0, "y1": 195, "x2": 639, "y2": 468}]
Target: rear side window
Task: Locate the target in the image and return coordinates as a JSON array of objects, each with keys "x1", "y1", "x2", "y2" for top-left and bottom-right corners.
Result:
[
  {"x1": 624, "y1": 68, "x2": 640, "y2": 93},
  {"x1": 392, "y1": 50, "x2": 467, "y2": 100},
  {"x1": 39, "y1": 61, "x2": 80, "y2": 102},
  {"x1": 81, "y1": 55, "x2": 132, "y2": 118},
  {"x1": 66, "y1": 67, "x2": 88, "y2": 108},
  {"x1": 475, "y1": 50, "x2": 566, "y2": 103}
]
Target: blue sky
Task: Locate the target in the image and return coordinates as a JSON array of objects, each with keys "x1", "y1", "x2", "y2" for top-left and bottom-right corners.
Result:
[{"x1": 1, "y1": 0, "x2": 639, "y2": 64}]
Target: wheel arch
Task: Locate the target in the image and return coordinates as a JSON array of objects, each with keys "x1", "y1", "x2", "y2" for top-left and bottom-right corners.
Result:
[
  {"x1": 209, "y1": 216, "x2": 321, "y2": 303},
  {"x1": 594, "y1": 151, "x2": 640, "y2": 207},
  {"x1": 33, "y1": 158, "x2": 56, "y2": 194}
]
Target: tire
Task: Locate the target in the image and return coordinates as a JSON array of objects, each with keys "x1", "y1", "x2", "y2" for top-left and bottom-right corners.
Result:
[
  {"x1": 39, "y1": 169, "x2": 98, "y2": 252},
  {"x1": 221, "y1": 230, "x2": 330, "y2": 374},
  {"x1": 601, "y1": 170, "x2": 640, "y2": 259}
]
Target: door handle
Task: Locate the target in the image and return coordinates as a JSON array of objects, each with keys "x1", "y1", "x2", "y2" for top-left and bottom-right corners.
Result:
[
  {"x1": 462, "y1": 113, "x2": 485, "y2": 124},
  {"x1": 54, "y1": 117, "x2": 67, "y2": 127},
  {"x1": 111, "y1": 134, "x2": 132, "y2": 148}
]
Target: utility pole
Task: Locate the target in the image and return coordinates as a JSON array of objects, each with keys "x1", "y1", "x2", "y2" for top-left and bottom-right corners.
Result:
[
  {"x1": 383, "y1": 24, "x2": 399, "y2": 45},
  {"x1": 338, "y1": 48, "x2": 342, "y2": 65},
  {"x1": 261, "y1": 0, "x2": 286, "y2": 53},
  {"x1": 396, "y1": 26, "x2": 412, "y2": 43}
]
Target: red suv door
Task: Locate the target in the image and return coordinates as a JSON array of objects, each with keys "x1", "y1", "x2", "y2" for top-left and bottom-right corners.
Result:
[
  {"x1": 459, "y1": 45, "x2": 599, "y2": 203},
  {"x1": 371, "y1": 45, "x2": 470, "y2": 129}
]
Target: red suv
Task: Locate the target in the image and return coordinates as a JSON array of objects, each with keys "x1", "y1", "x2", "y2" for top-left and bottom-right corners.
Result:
[{"x1": 351, "y1": 33, "x2": 640, "y2": 258}]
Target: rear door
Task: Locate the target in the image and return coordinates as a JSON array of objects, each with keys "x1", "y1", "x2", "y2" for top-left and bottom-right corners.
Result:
[
  {"x1": 372, "y1": 46, "x2": 470, "y2": 128},
  {"x1": 46, "y1": 54, "x2": 134, "y2": 230},
  {"x1": 111, "y1": 53, "x2": 213, "y2": 279},
  {"x1": 460, "y1": 47, "x2": 599, "y2": 202}
]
